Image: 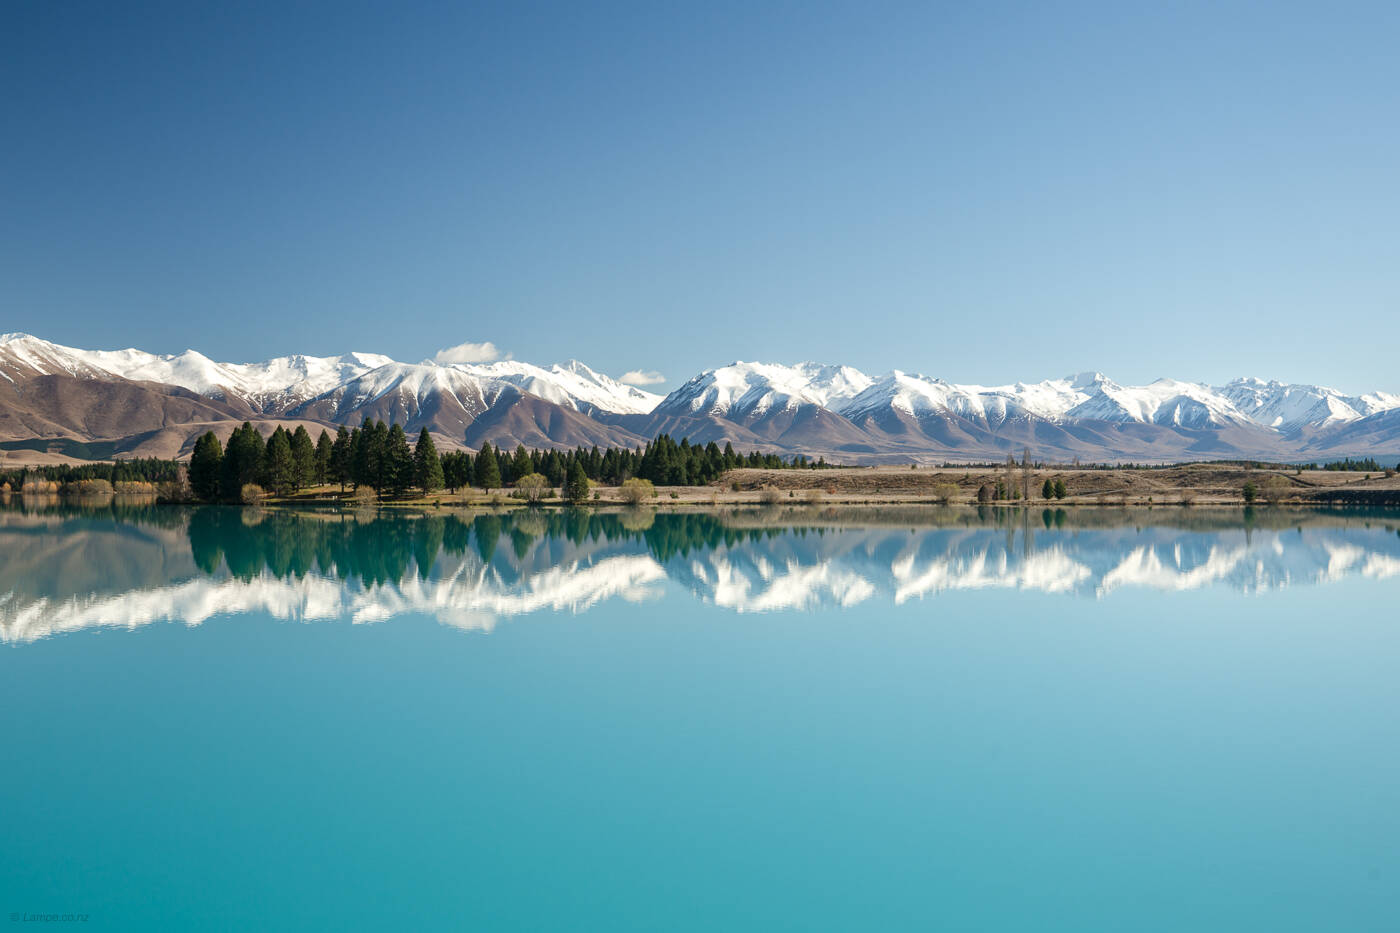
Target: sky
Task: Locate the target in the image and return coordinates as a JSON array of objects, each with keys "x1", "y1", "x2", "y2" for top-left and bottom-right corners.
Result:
[{"x1": 2, "y1": 0, "x2": 1397, "y2": 393}]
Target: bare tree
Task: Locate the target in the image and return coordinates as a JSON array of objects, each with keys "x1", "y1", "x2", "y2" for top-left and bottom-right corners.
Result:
[{"x1": 1261, "y1": 474, "x2": 1290, "y2": 506}]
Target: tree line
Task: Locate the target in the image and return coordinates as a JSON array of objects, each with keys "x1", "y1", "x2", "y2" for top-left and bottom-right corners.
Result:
[
  {"x1": 185, "y1": 421, "x2": 811, "y2": 503},
  {"x1": 1, "y1": 457, "x2": 182, "y2": 492}
]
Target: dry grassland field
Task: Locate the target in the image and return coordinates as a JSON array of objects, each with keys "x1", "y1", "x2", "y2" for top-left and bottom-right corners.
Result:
[{"x1": 210, "y1": 463, "x2": 1400, "y2": 510}]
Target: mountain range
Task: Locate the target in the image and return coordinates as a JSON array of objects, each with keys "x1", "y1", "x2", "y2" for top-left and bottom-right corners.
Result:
[{"x1": 2, "y1": 332, "x2": 1398, "y2": 463}]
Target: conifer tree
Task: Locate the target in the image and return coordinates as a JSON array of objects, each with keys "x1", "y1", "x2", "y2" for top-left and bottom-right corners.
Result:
[
  {"x1": 564, "y1": 458, "x2": 591, "y2": 504},
  {"x1": 330, "y1": 425, "x2": 351, "y2": 490},
  {"x1": 1042, "y1": 478, "x2": 1054, "y2": 500},
  {"x1": 313, "y1": 429, "x2": 333, "y2": 485},
  {"x1": 262, "y1": 427, "x2": 296, "y2": 496},
  {"x1": 385, "y1": 424, "x2": 413, "y2": 498},
  {"x1": 414, "y1": 428, "x2": 444, "y2": 495},
  {"x1": 370, "y1": 420, "x2": 390, "y2": 493},
  {"x1": 511, "y1": 445, "x2": 532, "y2": 484},
  {"x1": 474, "y1": 441, "x2": 501, "y2": 490},
  {"x1": 290, "y1": 425, "x2": 316, "y2": 490},
  {"x1": 220, "y1": 422, "x2": 265, "y2": 501},
  {"x1": 190, "y1": 431, "x2": 223, "y2": 501}
]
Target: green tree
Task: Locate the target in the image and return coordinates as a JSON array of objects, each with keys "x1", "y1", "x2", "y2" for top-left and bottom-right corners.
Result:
[
  {"x1": 290, "y1": 425, "x2": 316, "y2": 490},
  {"x1": 1042, "y1": 478, "x2": 1054, "y2": 499},
  {"x1": 262, "y1": 427, "x2": 296, "y2": 496},
  {"x1": 220, "y1": 422, "x2": 265, "y2": 501},
  {"x1": 564, "y1": 459, "x2": 591, "y2": 504},
  {"x1": 474, "y1": 441, "x2": 501, "y2": 490},
  {"x1": 1053, "y1": 478, "x2": 1067, "y2": 500},
  {"x1": 414, "y1": 428, "x2": 444, "y2": 495},
  {"x1": 441, "y1": 450, "x2": 471, "y2": 492},
  {"x1": 384, "y1": 424, "x2": 414, "y2": 498},
  {"x1": 330, "y1": 425, "x2": 352, "y2": 490},
  {"x1": 511, "y1": 445, "x2": 532, "y2": 484},
  {"x1": 1242, "y1": 481, "x2": 1257, "y2": 504},
  {"x1": 190, "y1": 431, "x2": 223, "y2": 501},
  {"x1": 314, "y1": 429, "x2": 333, "y2": 485}
]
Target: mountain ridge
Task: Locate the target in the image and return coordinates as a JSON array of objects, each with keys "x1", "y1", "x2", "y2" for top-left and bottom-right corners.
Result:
[{"x1": 2, "y1": 333, "x2": 1398, "y2": 462}]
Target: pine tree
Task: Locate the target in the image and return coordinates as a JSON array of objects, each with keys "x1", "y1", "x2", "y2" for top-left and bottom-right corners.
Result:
[
  {"x1": 441, "y1": 450, "x2": 471, "y2": 492},
  {"x1": 330, "y1": 425, "x2": 351, "y2": 490},
  {"x1": 190, "y1": 431, "x2": 223, "y2": 501},
  {"x1": 385, "y1": 424, "x2": 414, "y2": 498},
  {"x1": 1053, "y1": 478, "x2": 1067, "y2": 499},
  {"x1": 474, "y1": 442, "x2": 501, "y2": 490},
  {"x1": 414, "y1": 428, "x2": 444, "y2": 495},
  {"x1": 220, "y1": 422, "x2": 265, "y2": 501},
  {"x1": 511, "y1": 445, "x2": 532, "y2": 484},
  {"x1": 261, "y1": 427, "x2": 296, "y2": 496},
  {"x1": 1042, "y1": 478, "x2": 1054, "y2": 500},
  {"x1": 564, "y1": 458, "x2": 591, "y2": 504},
  {"x1": 314, "y1": 430, "x2": 333, "y2": 485},
  {"x1": 290, "y1": 425, "x2": 316, "y2": 490}
]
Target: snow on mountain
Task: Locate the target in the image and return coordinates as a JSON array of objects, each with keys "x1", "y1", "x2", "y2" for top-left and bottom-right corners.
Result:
[
  {"x1": 0, "y1": 333, "x2": 655, "y2": 418},
  {"x1": 7, "y1": 331, "x2": 1400, "y2": 453},
  {"x1": 654, "y1": 361, "x2": 873, "y2": 420},
  {"x1": 1218, "y1": 378, "x2": 1400, "y2": 431},
  {"x1": 1063, "y1": 374, "x2": 1253, "y2": 428},
  {"x1": 456, "y1": 358, "x2": 661, "y2": 416},
  {"x1": 842, "y1": 370, "x2": 1264, "y2": 430},
  {"x1": 0, "y1": 332, "x2": 121, "y2": 382},
  {"x1": 292, "y1": 361, "x2": 514, "y2": 426},
  {"x1": 0, "y1": 333, "x2": 393, "y2": 409},
  {"x1": 837, "y1": 372, "x2": 1086, "y2": 426}
]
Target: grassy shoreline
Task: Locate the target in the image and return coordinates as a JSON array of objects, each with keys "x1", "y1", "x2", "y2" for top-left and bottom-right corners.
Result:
[
  {"x1": 6, "y1": 463, "x2": 1400, "y2": 509},
  {"x1": 245, "y1": 462, "x2": 1400, "y2": 509}
]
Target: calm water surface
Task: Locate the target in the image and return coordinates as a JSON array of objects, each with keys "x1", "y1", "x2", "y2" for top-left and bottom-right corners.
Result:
[{"x1": 3, "y1": 503, "x2": 1400, "y2": 931}]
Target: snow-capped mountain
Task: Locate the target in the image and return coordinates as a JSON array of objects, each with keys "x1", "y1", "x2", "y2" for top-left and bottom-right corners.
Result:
[
  {"x1": 654, "y1": 361, "x2": 873, "y2": 420},
  {"x1": 4, "y1": 331, "x2": 1400, "y2": 460},
  {"x1": 0, "y1": 332, "x2": 394, "y2": 410},
  {"x1": 837, "y1": 371, "x2": 1086, "y2": 427},
  {"x1": 458, "y1": 359, "x2": 661, "y2": 416},
  {"x1": 1218, "y1": 378, "x2": 1400, "y2": 432}
]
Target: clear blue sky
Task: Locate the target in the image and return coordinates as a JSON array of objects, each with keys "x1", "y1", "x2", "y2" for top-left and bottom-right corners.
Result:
[{"x1": 3, "y1": 1, "x2": 1397, "y2": 392}]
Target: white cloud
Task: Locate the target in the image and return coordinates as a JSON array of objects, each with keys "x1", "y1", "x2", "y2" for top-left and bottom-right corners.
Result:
[
  {"x1": 619, "y1": 369, "x2": 666, "y2": 386},
  {"x1": 433, "y1": 340, "x2": 510, "y2": 364}
]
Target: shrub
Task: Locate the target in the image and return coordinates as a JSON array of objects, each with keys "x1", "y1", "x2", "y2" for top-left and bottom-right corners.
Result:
[
  {"x1": 802, "y1": 488, "x2": 825, "y2": 505},
  {"x1": 759, "y1": 487, "x2": 782, "y2": 505},
  {"x1": 1261, "y1": 475, "x2": 1290, "y2": 505},
  {"x1": 64, "y1": 478, "x2": 114, "y2": 497},
  {"x1": 514, "y1": 473, "x2": 550, "y2": 503},
  {"x1": 932, "y1": 483, "x2": 958, "y2": 504},
  {"x1": 619, "y1": 477, "x2": 656, "y2": 504},
  {"x1": 240, "y1": 483, "x2": 267, "y2": 505}
]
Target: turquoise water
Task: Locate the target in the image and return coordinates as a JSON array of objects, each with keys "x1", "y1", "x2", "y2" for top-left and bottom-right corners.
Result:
[{"x1": 4, "y1": 504, "x2": 1400, "y2": 931}]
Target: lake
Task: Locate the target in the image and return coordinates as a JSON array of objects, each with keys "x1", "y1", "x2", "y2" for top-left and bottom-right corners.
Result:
[{"x1": 4, "y1": 503, "x2": 1400, "y2": 931}]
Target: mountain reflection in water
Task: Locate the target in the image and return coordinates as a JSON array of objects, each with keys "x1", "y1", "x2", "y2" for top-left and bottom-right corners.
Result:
[{"x1": 4, "y1": 504, "x2": 1400, "y2": 643}]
